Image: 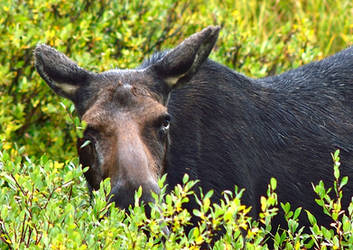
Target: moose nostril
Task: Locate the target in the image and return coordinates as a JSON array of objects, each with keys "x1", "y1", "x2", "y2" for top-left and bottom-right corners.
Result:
[{"x1": 146, "y1": 181, "x2": 161, "y2": 196}]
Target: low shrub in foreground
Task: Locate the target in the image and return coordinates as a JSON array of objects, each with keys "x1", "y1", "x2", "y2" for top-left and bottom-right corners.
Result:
[{"x1": 1, "y1": 148, "x2": 353, "y2": 249}]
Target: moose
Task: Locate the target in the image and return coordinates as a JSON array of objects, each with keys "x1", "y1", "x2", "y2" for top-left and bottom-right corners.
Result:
[{"x1": 35, "y1": 26, "x2": 353, "y2": 232}]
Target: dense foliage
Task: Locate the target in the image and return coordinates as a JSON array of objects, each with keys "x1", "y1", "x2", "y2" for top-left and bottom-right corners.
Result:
[{"x1": 1, "y1": 0, "x2": 353, "y2": 248}]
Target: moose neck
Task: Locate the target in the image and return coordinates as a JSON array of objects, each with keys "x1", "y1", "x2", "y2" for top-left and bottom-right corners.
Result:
[{"x1": 165, "y1": 60, "x2": 275, "y2": 205}]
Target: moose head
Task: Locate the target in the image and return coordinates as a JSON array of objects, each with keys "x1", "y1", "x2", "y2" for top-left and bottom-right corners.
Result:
[{"x1": 34, "y1": 26, "x2": 220, "y2": 210}]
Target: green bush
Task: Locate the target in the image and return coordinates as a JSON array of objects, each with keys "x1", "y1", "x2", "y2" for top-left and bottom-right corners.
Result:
[
  {"x1": 1, "y1": 0, "x2": 353, "y2": 248},
  {"x1": 2, "y1": 147, "x2": 353, "y2": 249}
]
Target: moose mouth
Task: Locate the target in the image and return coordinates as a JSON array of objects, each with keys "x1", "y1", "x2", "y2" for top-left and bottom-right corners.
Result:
[
  {"x1": 108, "y1": 181, "x2": 170, "y2": 236},
  {"x1": 108, "y1": 180, "x2": 161, "y2": 213}
]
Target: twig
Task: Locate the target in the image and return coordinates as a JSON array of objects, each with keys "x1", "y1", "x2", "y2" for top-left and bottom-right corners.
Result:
[
  {"x1": 20, "y1": 213, "x2": 27, "y2": 244},
  {"x1": 0, "y1": 218, "x2": 12, "y2": 249},
  {"x1": 10, "y1": 173, "x2": 27, "y2": 197}
]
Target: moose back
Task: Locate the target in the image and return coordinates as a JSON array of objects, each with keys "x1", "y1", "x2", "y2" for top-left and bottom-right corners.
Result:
[{"x1": 34, "y1": 26, "x2": 353, "y2": 229}]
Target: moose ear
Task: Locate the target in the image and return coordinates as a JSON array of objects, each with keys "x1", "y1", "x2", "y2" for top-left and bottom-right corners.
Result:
[
  {"x1": 34, "y1": 44, "x2": 91, "y2": 101},
  {"x1": 152, "y1": 26, "x2": 220, "y2": 89}
]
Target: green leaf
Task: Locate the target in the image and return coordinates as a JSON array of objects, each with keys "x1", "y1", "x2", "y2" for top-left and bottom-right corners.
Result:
[
  {"x1": 333, "y1": 149, "x2": 340, "y2": 161},
  {"x1": 203, "y1": 198, "x2": 210, "y2": 213},
  {"x1": 321, "y1": 227, "x2": 333, "y2": 240},
  {"x1": 334, "y1": 165, "x2": 340, "y2": 180},
  {"x1": 314, "y1": 180, "x2": 327, "y2": 198},
  {"x1": 342, "y1": 215, "x2": 351, "y2": 232},
  {"x1": 315, "y1": 199, "x2": 324, "y2": 207},
  {"x1": 204, "y1": 189, "x2": 214, "y2": 200},
  {"x1": 312, "y1": 224, "x2": 321, "y2": 236},
  {"x1": 306, "y1": 210, "x2": 317, "y2": 225},
  {"x1": 288, "y1": 219, "x2": 299, "y2": 233},
  {"x1": 69, "y1": 104, "x2": 75, "y2": 113},
  {"x1": 333, "y1": 235, "x2": 340, "y2": 248},
  {"x1": 293, "y1": 207, "x2": 302, "y2": 220},
  {"x1": 340, "y1": 176, "x2": 349, "y2": 189},
  {"x1": 182, "y1": 174, "x2": 189, "y2": 184},
  {"x1": 158, "y1": 174, "x2": 167, "y2": 188},
  {"x1": 304, "y1": 239, "x2": 315, "y2": 249},
  {"x1": 59, "y1": 102, "x2": 66, "y2": 110},
  {"x1": 270, "y1": 177, "x2": 277, "y2": 190},
  {"x1": 274, "y1": 232, "x2": 282, "y2": 245},
  {"x1": 193, "y1": 209, "x2": 201, "y2": 217},
  {"x1": 281, "y1": 202, "x2": 290, "y2": 215}
]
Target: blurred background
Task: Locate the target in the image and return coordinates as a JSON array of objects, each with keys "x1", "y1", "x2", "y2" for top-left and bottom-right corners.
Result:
[{"x1": 1, "y1": 0, "x2": 353, "y2": 161}]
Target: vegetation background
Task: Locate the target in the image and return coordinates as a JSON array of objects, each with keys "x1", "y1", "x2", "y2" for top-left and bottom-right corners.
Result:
[{"x1": 1, "y1": 0, "x2": 353, "y2": 248}]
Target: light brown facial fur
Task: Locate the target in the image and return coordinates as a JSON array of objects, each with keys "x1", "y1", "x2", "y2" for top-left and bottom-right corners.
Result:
[{"x1": 78, "y1": 83, "x2": 169, "y2": 208}]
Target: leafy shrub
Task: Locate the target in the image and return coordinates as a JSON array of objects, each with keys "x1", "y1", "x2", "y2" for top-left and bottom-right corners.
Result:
[{"x1": 1, "y1": 146, "x2": 353, "y2": 249}]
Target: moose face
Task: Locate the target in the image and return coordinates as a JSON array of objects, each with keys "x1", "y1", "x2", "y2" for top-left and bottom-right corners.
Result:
[
  {"x1": 34, "y1": 26, "x2": 220, "y2": 210},
  {"x1": 77, "y1": 77, "x2": 170, "y2": 208}
]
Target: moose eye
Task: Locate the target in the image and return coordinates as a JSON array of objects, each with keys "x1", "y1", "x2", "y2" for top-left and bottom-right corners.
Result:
[
  {"x1": 80, "y1": 127, "x2": 99, "y2": 150},
  {"x1": 161, "y1": 114, "x2": 171, "y2": 130},
  {"x1": 80, "y1": 139, "x2": 92, "y2": 149},
  {"x1": 79, "y1": 134, "x2": 95, "y2": 151}
]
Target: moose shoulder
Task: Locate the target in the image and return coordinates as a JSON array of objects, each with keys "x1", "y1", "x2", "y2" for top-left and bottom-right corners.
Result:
[{"x1": 34, "y1": 26, "x2": 353, "y2": 230}]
